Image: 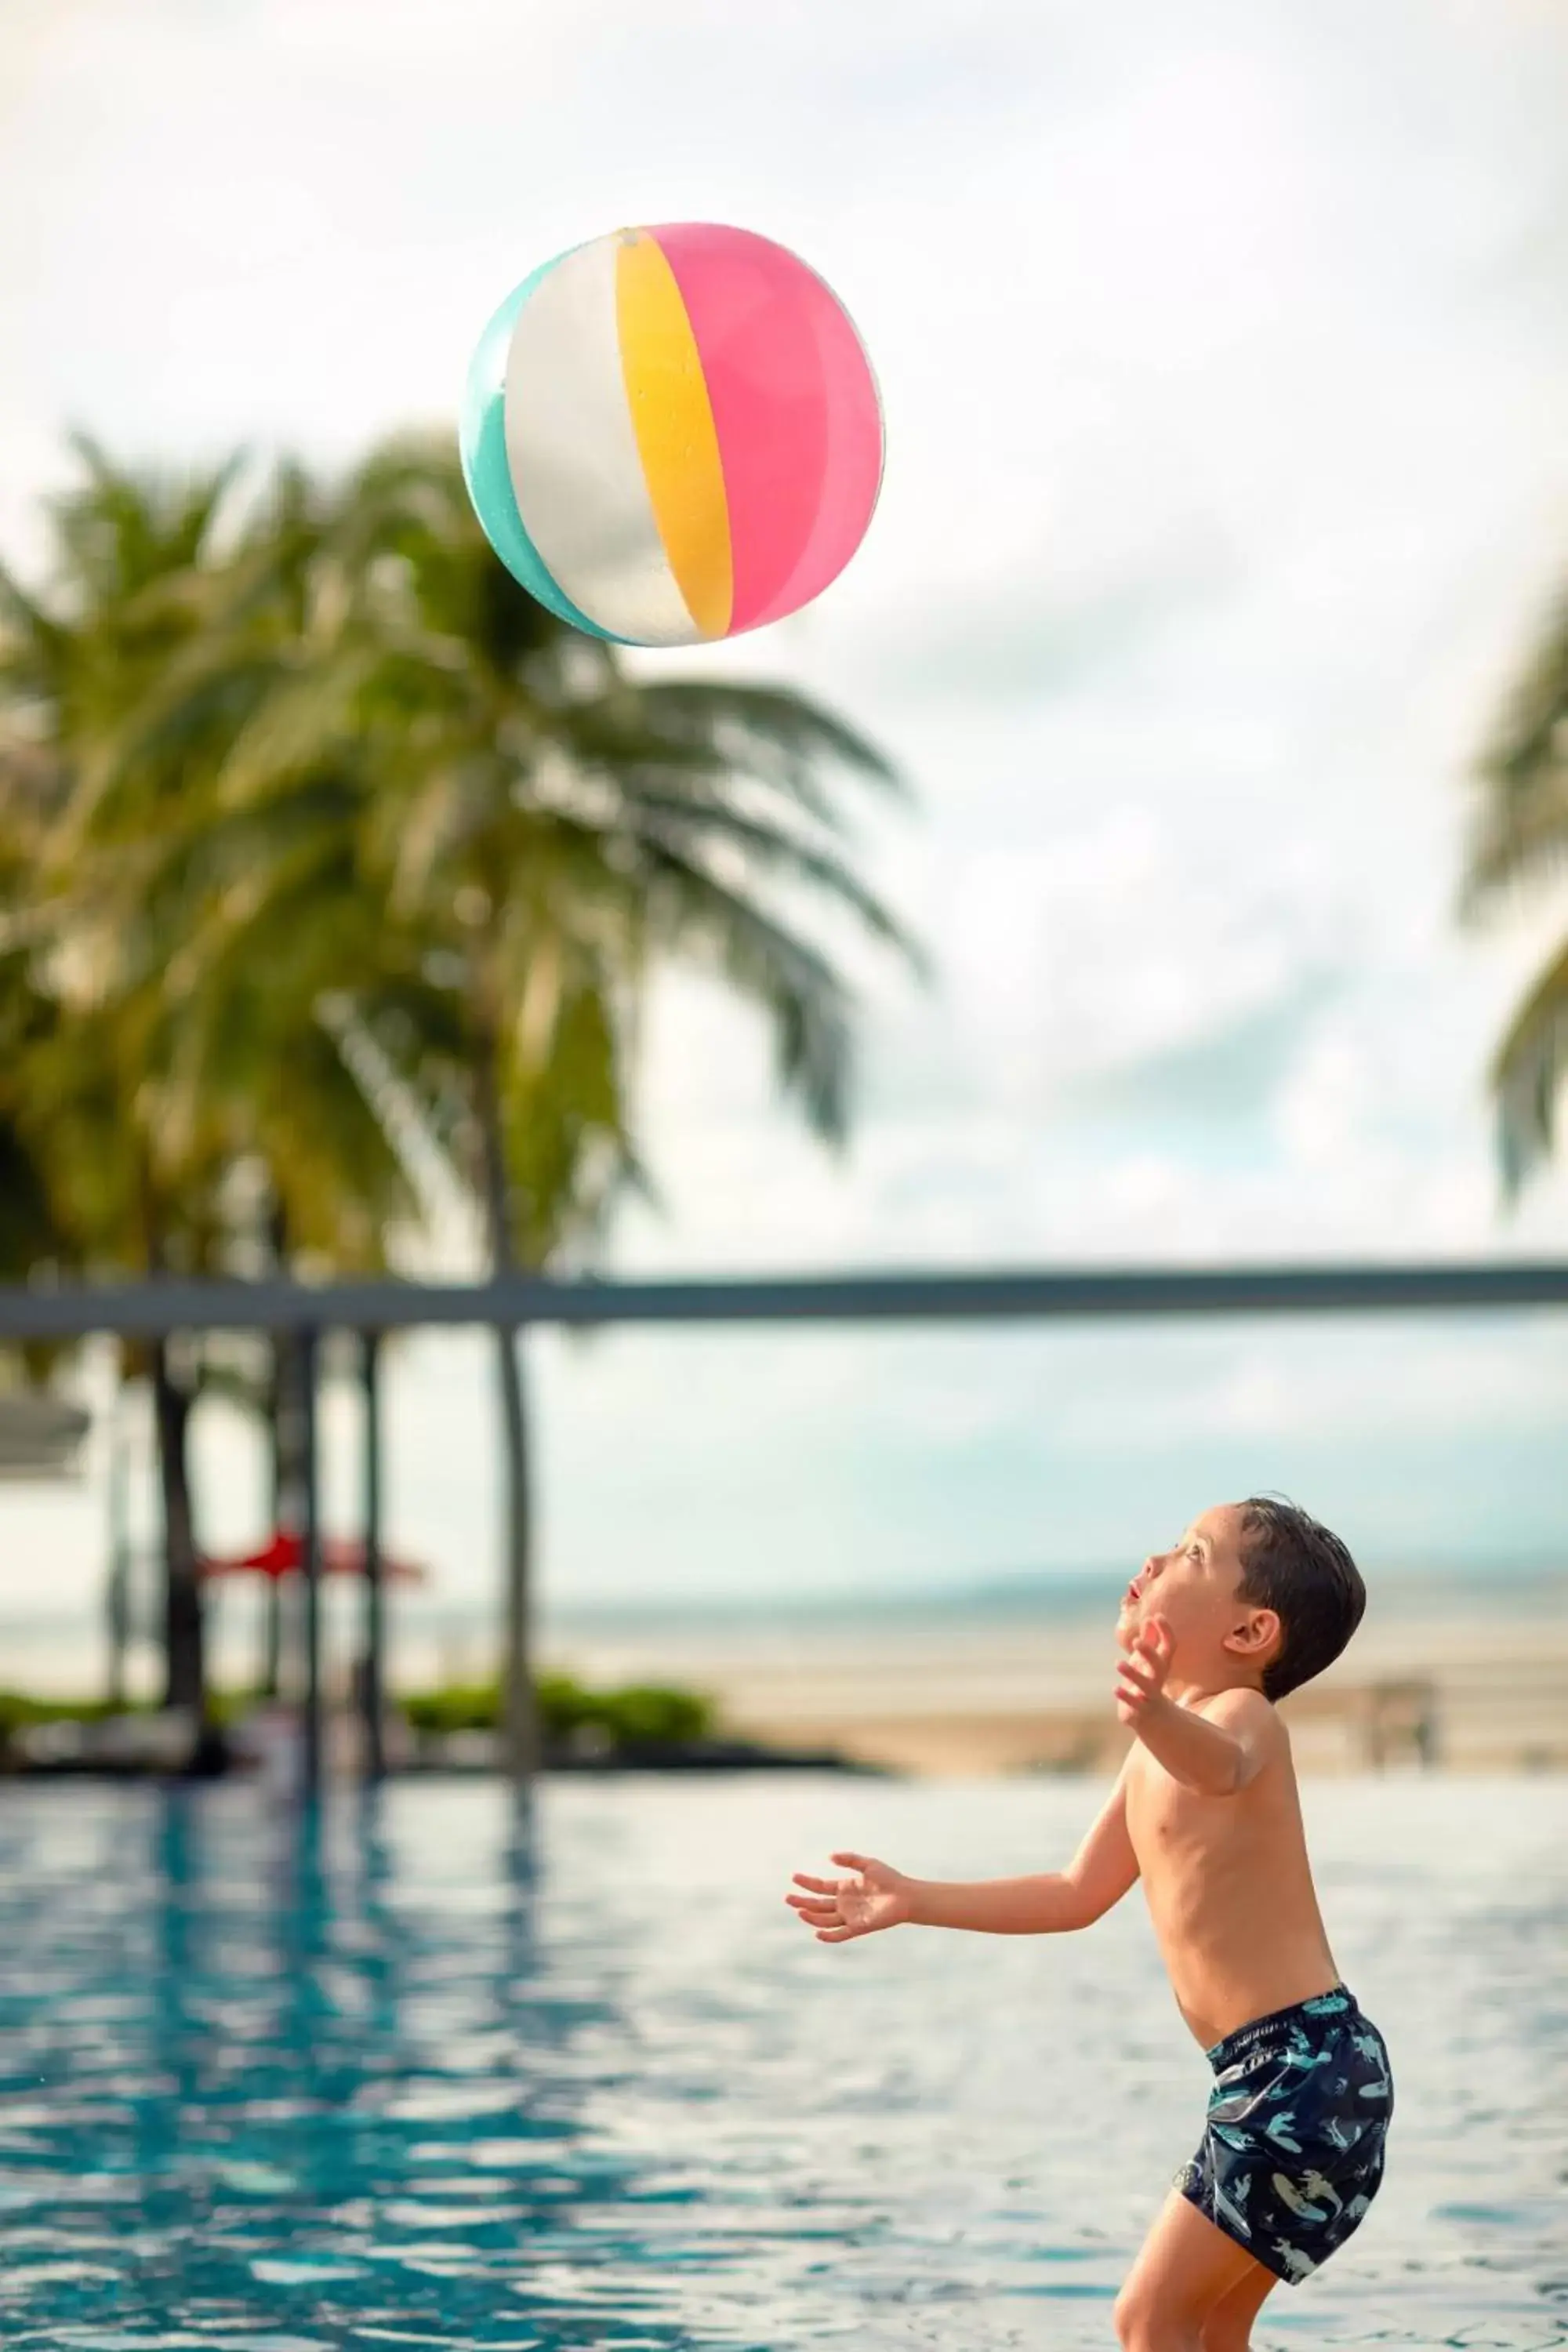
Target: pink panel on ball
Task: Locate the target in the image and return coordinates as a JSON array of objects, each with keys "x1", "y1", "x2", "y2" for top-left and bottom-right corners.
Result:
[{"x1": 648, "y1": 223, "x2": 883, "y2": 635}]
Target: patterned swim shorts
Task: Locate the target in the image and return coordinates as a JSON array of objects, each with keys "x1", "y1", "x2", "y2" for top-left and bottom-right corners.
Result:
[{"x1": 1174, "y1": 1984, "x2": 1393, "y2": 2285}]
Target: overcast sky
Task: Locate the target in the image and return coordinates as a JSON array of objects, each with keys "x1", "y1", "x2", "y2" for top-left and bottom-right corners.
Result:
[{"x1": 3, "y1": 0, "x2": 1568, "y2": 1639}]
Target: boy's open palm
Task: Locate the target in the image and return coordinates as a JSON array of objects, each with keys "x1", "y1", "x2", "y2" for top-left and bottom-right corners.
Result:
[
  {"x1": 786, "y1": 1852, "x2": 913, "y2": 1942},
  {"x1": 1116, "y1": 1615, "x2": 1175, "y2": 1725}
]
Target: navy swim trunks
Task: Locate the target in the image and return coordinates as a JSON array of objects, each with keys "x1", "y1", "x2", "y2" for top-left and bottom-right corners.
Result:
[{"x1": 1174, "y1": 1985, "x2": 1392, "y2": 2285}]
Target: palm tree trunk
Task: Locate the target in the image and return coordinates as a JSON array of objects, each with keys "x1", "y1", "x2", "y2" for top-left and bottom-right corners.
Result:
[
  {"x1": 142, "y1": 1165, "x2": 205, "y2": 1722},
  {"x1": 139, "y1": 1163, "x2": 205, "y2": 1725},
  {"x1": 153, "y1": 1336, "x2": 205, "y2": 1715},
  {"x1": 473, "y1": 1008, "x2": 539, "y2": 1784},
  {"x1": 263, "y1": 1202, "x2": 292, "y2": 1698},
  {"x1": 103, "y1": 1363, "x2": 132, "y2": 1710}
]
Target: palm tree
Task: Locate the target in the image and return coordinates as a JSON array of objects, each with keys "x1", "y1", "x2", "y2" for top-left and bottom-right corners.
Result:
[
  {"x1": 0, "y1": 444, "x2": 248, "y2": 1709},
  {"x1": 169, "y1": 432, "x2": 920, "y2": 1780},
  {"x1": 8, "y1": 446, "x2": 457, "y2": 1713},
  {"x1": 1464, "y1": 588, "x2": 1568, "y2": 1192},
  {"x1": 1, "y1": 442, "x2": 446, "y2": 1715},
  {"x1": 0, "y1": 761, "x2": 92, "y2": 1424}
]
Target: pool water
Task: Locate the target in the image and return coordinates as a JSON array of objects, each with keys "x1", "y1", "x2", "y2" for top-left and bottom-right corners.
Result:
[{"x1": 0, "y1": 1776, "x2": 1563, "y2": 2350}]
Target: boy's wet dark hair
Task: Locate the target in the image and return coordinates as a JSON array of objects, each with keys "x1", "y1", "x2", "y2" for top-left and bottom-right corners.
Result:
[{"x1": 1236, "y1": 1497, "x2": 1366, "y2": 1701}]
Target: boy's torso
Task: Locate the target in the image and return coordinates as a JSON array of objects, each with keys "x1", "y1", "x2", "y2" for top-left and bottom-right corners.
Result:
[{"x1": 1126, "y1": 1723, "x2": 1341, "y2": 2050}]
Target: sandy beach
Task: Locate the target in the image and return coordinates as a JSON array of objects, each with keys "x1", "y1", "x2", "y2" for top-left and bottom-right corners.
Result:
[
  {"x1": 5, "y1": 1577, "x2": 1563, "y2": 1778},
  {"x1": 545, "y1": 1592, "x2": 1568, "y2": 1776}
]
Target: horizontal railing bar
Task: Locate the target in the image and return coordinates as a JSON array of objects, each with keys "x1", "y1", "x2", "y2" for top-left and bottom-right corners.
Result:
[{"x1": 1, "y1": 1261, "x2": 1566, "y2": 1338}]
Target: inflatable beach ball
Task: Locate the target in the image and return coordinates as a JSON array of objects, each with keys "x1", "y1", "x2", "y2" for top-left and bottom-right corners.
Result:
[{"x1": 459, "y1": 223, "x2": 884, "y2": 648}]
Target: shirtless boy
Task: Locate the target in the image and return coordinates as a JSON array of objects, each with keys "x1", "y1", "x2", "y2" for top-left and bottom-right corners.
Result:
[{"x1": 784, "y1": 1497, "x2": 1393, "y2": 2350}]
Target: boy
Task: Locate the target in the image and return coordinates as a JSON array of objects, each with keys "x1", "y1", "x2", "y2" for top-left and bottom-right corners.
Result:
[{"x1": 785, "y1": 1497, "x2": 1392, "y2": 2351}]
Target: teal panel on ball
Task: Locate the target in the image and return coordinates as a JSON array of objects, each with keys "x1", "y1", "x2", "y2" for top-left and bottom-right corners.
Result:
[{"x1": 459, "y1": 252, "x2": 627, "y2": 644}]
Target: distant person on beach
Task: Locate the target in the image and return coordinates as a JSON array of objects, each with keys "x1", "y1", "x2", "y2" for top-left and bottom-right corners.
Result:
[{"x1": 785, "y1": 1497, "x2": 1392, "y2": 2350}]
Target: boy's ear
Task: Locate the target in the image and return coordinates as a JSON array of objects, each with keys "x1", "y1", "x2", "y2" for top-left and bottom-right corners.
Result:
[{"x1": 1223, "y1": 1606, "x2": 1281, "y2": 1664}]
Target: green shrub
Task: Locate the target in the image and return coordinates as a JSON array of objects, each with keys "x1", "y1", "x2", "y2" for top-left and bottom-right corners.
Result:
[
  {"x1": 402, "y1": 1682, "x2": 500, "y2": 1735},
  {"x1": 399, "y1": 1674, "x2": 716, "y2": 1748},
  {"x1": 0, "y1": 1692, "x2": 123, "y2": 1734},
  {"x1": 0, "y1": 1689, "x2": 278, "y2": 1740},
  {"x1": 594, "y1": 1684, "x2": 714, "y2": 1744},
  {"x1": 0, "y1": 1677, "x2": 718, "y2": 1755},
  {"x1": 207, "y1": 1688, "x2": 268, "y2": 1730}
]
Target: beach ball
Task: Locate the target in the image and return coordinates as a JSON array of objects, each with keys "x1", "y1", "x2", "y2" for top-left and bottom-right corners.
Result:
[{"x1": 459, "y1": 223, "x2": 884, "y2": 648}]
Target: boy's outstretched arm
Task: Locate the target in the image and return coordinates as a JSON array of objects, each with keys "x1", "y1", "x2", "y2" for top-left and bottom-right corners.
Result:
[
  {"x1": 908, "y1": 1759, "x2": 1139, "y2": 1933},
  {"x1": 786, "y1": 1761, "x2": 1138, "y2": 1942}
]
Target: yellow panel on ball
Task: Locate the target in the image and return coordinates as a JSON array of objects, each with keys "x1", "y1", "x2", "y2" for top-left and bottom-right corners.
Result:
[
  {"x1": 502, "y1": 234, "x2": 702, "y2": 646},
  {"x1": 614, "y1": 229, "x2": 733, "y2": 642}
]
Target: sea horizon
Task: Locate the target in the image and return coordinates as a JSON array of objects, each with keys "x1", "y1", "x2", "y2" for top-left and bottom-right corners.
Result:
[
  {"x1": 4, "y1": 1552, "x2": 1563, "y2": 1704},
  {"x1": 543, "y1": 1552, "x2": 1568, "y2": 1635}
]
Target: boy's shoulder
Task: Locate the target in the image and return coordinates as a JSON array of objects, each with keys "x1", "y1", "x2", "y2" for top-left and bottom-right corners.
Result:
[
  {"x1": 1194, "y1": 1686, "x2": 1276, "y2": 1726},
  {"x1": 1195, "y1": 1685, "x2": 1291, "y2": 1783}
]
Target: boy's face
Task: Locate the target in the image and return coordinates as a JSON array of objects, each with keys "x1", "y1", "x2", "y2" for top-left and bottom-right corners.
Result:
[{"x1": 1116, "y1": 1501, "x2": 1279, "y2": 1686}]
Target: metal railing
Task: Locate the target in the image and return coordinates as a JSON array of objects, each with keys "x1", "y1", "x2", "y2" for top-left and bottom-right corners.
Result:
[{"x1": 3, "y1": 1258, "x2": 1567, "y2": 1339}]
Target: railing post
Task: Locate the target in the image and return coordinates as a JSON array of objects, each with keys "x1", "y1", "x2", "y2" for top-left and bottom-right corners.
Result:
[
  {"x1": 299, "y1": 1324, "x2": 323, "y2": 1799},
  {"x1": 361, "y1": 1328, "x2": 386, "y2": 1782}
]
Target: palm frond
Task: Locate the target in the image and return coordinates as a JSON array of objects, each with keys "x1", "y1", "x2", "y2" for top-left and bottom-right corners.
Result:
[
  {"x1": 1463, "y1": 591, "x2": 1568, "y2": 918},
  {"x1": 585, "y1": 785, "x2": 924, "y2": 970},
  {"x1": 630, "y1": 678, "x2": 903, "y2": 789},
  {"x1": 630, "y1": 840, "x2": 858, "y2": 1144},
  {"x1": 0, "y1": 554, "x2": 69, "y2": 675},
  {"x1": 1490, "y1": 933, "x2": 1568, "y2": 1196}
]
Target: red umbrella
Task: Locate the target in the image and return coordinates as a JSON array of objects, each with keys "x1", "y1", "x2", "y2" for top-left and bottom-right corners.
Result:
[{"x1": 198, "y1": 1531, "x2": 426, "y2": 1584}]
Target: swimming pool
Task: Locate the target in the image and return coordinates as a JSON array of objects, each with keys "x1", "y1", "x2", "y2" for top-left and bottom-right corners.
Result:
[{"x1": 0, "y1": 1775, "x2": 1563, "y2": 2349}]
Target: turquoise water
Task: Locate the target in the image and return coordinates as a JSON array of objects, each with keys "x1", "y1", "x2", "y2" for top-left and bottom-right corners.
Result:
[{"x1": 0, "y1": 1777, "x2": 1563, "y2": 2350}]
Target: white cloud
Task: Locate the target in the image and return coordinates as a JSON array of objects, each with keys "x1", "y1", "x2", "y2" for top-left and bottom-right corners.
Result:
[{"x1": 1051, "y1": 1319, "x2": 1568, "y2": 1454}]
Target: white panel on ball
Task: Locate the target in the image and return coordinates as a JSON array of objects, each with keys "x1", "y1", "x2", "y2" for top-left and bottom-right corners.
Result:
[{"x1": 501, "y1": 234, "x2": 699, "y2": 648}]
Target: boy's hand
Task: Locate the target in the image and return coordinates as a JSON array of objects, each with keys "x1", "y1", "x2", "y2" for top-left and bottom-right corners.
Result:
[
  {"x1": 1116, "y1": 1616, "x2": 1175, "y2": 1726},
  {"x1": 786, "y1": 1851, "x2": 913, "y2": 1943}
]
